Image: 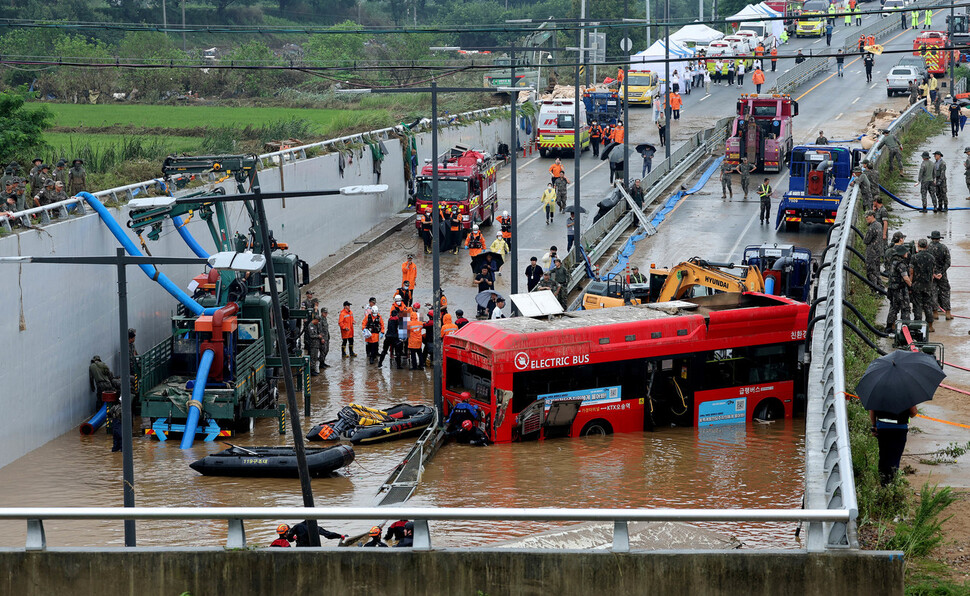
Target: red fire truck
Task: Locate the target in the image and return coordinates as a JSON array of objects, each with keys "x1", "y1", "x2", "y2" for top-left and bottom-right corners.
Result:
[
  {"x1": 442, "y1": 293, "x2": 809, "y2": 443},
  {"x1": 414, "y1": 145, "x2": 499, "y2": 231},
  {"x1": 913, "y1": 31, "x2": 958, "y2": 77}
]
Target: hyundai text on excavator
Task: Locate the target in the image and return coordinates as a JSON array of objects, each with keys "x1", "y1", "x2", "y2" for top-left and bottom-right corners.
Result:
[
  {"x1": 582, "y1": 258, "x2": 765, "y2": 309},
  {"x1": 725, "y1": 94, "x2": 797, "y2": 173}
]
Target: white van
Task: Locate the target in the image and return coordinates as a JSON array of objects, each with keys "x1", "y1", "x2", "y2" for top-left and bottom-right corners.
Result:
[
  {"x1": 537, "y1": 99, "x2": 590, "y2": 157},
  {"x1": 738, "y1": 22, "x2": 768, "y2": 44},
  {"x1": 733, "y1": 30, "x2": 762, "y2": 50}
]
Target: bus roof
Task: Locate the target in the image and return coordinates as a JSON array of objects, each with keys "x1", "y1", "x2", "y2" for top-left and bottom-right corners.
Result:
[{"x1": 447, "y1": 293, "x2": 806, "y2": 364}]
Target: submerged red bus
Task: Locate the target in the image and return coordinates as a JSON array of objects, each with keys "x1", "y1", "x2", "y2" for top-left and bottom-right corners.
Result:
[{"x1": 442, "y1": 293, "x2": 809, "y2": 443}]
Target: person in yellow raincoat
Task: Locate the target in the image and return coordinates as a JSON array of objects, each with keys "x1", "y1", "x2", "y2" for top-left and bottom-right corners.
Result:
[{"x1": 540, "y1": 182, "x2": 557, "y2": 224}]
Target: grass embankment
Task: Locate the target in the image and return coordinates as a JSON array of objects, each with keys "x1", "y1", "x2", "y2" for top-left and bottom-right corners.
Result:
[
  {"x1": 841, "y1": 112, "x2": 968, "y2": 594},
  {"x1": 34, "y1": 93, "x2": 500, "y2": 192}
]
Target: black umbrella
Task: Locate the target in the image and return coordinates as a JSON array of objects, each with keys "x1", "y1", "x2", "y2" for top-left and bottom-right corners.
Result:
[
  {"x1": 470, "y1": 251, "x2": 505, "y2": 273},
  {"x1": 635, "y1": 143, "x2": 656, "y2": 154},
  {"x1": 855, "y1": 350, "x2": 945, "y2": 413},
  {"x1": 475, "y1": 290, "x2": 504, "y2": 309},
  {"x1": 563, "y1": 204, "x2": 587, "y2": 214},
  {"x1": 600, "y1": 141, "x2": 619, "y2": 161}
]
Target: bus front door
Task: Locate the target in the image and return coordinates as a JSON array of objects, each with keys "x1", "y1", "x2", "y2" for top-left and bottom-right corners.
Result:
[{"x1": 644, "y1": 357, "x2": 694, "y2": 428}]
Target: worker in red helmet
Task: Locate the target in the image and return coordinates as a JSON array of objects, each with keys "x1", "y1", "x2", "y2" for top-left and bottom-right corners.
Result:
[
  {"x1": 448, "y1": 418, "x2": 490, "y2": 446},
  {"x1": 270, "y1": 524, "x2": 292, "y2": 547}
]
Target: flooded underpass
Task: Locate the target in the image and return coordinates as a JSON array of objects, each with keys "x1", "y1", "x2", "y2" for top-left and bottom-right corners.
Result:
[{"x1": 0, "y1": 359, "x2": 804, "y2": 550}]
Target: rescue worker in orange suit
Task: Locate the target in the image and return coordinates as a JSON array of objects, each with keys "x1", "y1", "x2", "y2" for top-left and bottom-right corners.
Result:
[
  {"x1": 271, "y1": 525, "x2": 292, "y2": 547},
  {"x1": 609, "y1": 120, "x2": 625, "y2": 144},
  {"x1": 589, "y1": 120, "x2": 604, "y2": 157},
  {"x1": 448, "y1": 210, "x2": 462, "y2": 254},
  {"x1": 406, "y1": 304, "x2": 424, "y2": 370},
  {"x1": 418, "y1": 213, "x2": 432, "y2": 253},
  {"x1": 497, "y1": 210, "x2": 512, "y2": 252},
  {"x1": 402, "y1": 254, "x2": 417, "y2": 289},
  {"x1": 549, "y1": 158, "x2": 564, "y2": 185},
  {"x1": 338, "y1": 300, "x2": 356, "y2": 357},
  {"x1": 441, "y1": 312, "x2": 458, "y2": 338},
  {"x1": 770, "y1": 46, "x2": 778, "y2": 72},
  {"x1": 362, "y1": 306, "x2": 384, "y2": 364},
  {"x1": 363, "y1": 526, "x2": 387, "y2": 547},
  {"x1": 464, "y1": 224, "x2": 485, "y2": 257},
  {"x1": 396, "y1": 281, "x2": 413, "y2": 307},
  {"x1": 421, "y1": 309, "x2": 436, "y2": 367}
]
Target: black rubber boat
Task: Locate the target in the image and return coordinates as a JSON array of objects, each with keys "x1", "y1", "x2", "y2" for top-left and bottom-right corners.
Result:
[
  {"x1": 189, "y1": 444, "x2": 355, "y2": 478},
  {"x1": 307, "y1": 403, "x2": 435, "y2": 444}
]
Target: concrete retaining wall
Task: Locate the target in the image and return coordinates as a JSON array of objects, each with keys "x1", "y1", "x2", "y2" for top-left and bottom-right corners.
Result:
[
  {"x1": 0, "y1": 115, "x2": 509, "y2": 470},
  {"x1": 0, "y1": 548, "x2": 904, "y2": 595}
]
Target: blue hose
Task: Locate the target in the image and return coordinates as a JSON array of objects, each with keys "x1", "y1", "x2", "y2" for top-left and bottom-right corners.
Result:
[
  {"x1": 79, "y1": 404, "x2": 107, "y2": 435},
  {"x1": 180, "y1": 349, "x2": 215, "y2": 449},
  {"x1": 78, "y1": 192, "x2": 218, "y2": 316},
  {"x1": 879, "y1": 184, "x2": 970, "y2": 211},
  {"x1": 172, "y1": 215, "x2": 210, "y2": 259},
  {"x1": 764, "y1": 276, "x2": 776, "y2": 296}
]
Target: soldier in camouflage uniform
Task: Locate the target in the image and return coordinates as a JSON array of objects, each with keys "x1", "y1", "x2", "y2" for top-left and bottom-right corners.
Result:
[
  {"x1": 916, "y1": 151, "x2": 937, "y2": 212},
  {"x1": 964, "y1": 147, "x2": 970, "y2": 201},
  {"x1": 872, "y1": 197, "x2": 889, "y2": 246},
  {"x1": 54, "y1": 160, "x2": 69, "y2": 188},
  {"x1": 304, "y1": 315, "x2": 323, "y2": 376},
  {"x1": 881, "y1": 129, "x2": 904, "y2": 173},
  {"x1": 910, "y1": 239, "x2": 937, "y2": 332},
  {"x1": 933, "y1": 151, "x2": 948, "y2": 211},
  {"x1": 33, "y1": 178, "x2": 57, "y2": 207},
  {"x1": 926, "y1": 230, "x2": 952, "y2": 320},
  {"x1": 854, "y1": 165, "x2": 873, "y2": 210},
  {"x1": 0, "y1": 165, "x2": 15, "y2": 192},
  {"x1": 68, "y1": 159, "x2": 87, "y2": 195},
  {"x1": 885, "y1": 244, "x2": 913, "y2": 332},
  {"x1": 27, "y1": 158, "x2": 42, "y2": 194},
  {"x1": 732, "y1": 157, "x2": 756, "y2": 200},
  {"x1": 864, "y1": 161, "x2": 880, "y2": 205},
  {"x1": 863, "y1": 211, "x2": 885, "y2": 290},
  {"x1": 720, "y1": 159, "x2": 734, "y2": 199}
]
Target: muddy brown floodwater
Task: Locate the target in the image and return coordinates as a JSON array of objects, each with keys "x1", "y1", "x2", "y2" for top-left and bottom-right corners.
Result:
[{"x1": 0, "y1": 356, "x2": 804, "y2": 550}]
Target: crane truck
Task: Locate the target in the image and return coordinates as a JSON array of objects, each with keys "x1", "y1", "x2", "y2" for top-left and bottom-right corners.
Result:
[
  {"x1": 725, "y1": 94, "x2": 797, "y2": 173},
  {"x1": 775, "y1": 145, "x2": 866, "y2": 232},
  {"x1": 414, "y1": 145, "x2": 499, "y2": 231}
]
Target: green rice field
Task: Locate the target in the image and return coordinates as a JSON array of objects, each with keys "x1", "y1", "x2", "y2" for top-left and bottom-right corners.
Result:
[
  {"x1": 45, "y1": 132, "x2": 202, "y2": 155},
  {"x1": 40, "y1": 103, "x2": 392, "y2": 136}
]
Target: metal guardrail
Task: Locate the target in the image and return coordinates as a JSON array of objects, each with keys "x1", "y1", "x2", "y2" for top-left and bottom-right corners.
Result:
[
  {"x1": 804, "y1": 98, "x2": 928, "y2": 550},
  {"x1": 0, "y1": 106, "x2": 509, "y2": 233},
  {"x1": 561, "y1": 117, "x2": 733, "y2": 294},
  {"x1": 1, "y1": 506, "x2": 851, "y2": 552}
]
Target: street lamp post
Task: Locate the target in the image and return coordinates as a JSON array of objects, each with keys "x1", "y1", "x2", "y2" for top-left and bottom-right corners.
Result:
[
  {"x1": 624, "y1": 0, "x2": 631, "y2": 189},
  {"x1": 339, "y1": 84, "x2": 527, "y2": 420},
  {"x1": 664, "y1": 0, "x2": 672, "y2": 159}
]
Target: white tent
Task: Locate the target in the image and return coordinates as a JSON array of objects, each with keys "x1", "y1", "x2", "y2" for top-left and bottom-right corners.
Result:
[
  {"x1": 726, "y1": 4, "x2": 784, "y2": 43},
  {"x1": 669, "y1": 24, "x2": 725, "y2": 46},
  {"x1": 631, "y1": 39, "x2": 695, "y2": 78}
]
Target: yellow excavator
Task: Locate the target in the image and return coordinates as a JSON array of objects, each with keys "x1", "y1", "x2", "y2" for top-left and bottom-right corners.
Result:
[{"x1": 582, "y1": 257, "x2": 765, "y2": 310}]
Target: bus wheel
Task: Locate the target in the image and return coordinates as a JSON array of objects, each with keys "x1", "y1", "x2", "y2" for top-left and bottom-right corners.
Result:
[
  {"x1": 580, "y1": 419, "x2": 613, "y2": 437},
  {"x1": 753, "y1": 398, "x2": 784, "y2": 422}
]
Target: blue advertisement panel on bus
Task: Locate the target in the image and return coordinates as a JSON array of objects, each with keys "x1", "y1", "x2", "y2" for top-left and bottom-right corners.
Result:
[
  {"x1": 538, "y1": 385, "x2": 622, "y2": 409},
  {"x1": 697, "y1": 397, "x2": 748, "y2": 427}
]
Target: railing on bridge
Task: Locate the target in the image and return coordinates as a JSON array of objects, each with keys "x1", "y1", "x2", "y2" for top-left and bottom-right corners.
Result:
[
  {"x1": 0, "y1": 106, "x2": 508, "y2": 233},
  {"x1": 803, "y1": 98, "x2": 929, "y2": 549},
  {"x1": 0, "y1": 505, "x2": 852, "y2": 552},
  {"x1": 561, "y1": 116, "x2": 733, "y2": 294}
]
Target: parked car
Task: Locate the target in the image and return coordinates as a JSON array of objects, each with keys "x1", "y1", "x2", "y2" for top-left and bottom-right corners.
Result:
[
  {"x1": 882, "y1": 0, "x2": 906, "y2": 17},
  {"x1": 731, "y1": 30, "x2": 761, "y2": 51},
  {"x1": 887, "y1": 65, "x2": 922, "y2": 96},
  {"x1": 895, "y1": 56, "x2": 930, "y2": 82}
]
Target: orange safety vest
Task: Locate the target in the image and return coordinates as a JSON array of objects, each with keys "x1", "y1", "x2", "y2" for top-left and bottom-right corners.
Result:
[
  {"x1": 449, "y1": 217, "x2": 460, "y2": 232},
  {"x1": 590, "y1": 124, "x2": 603, "y2": 139},
  {"x1": 866, "y1": 35, "x2": 875, "y2": 46},
  {"x1": 441, "y1": 323, "x2": 458, "y2": 338},
  {"x1": 464, "y1": 231, "x2": 485, "y2": 257},
  {"x1": 549, "y1": 163, "x2": 564, "y2": 178},
  {"x1": 752, "y1": 69, "x2": 766, "y2": 85},
  {"x1": 338, "y1": 308, "x2": 354, "y2": 339},
  {"x1": 407, "y1": 318, "x2": 424, "y2": 349},
  {"x1": 755, "y1": 46, "x2": 765, "y2": 56},
  {"x1": 498, "y1": 215, "x2": 512, "y2": 239},
  {"x1": 610, "y1": 125, "x2": 624, "y2": 143},
  {"x1": 402, "y1": 261, "x2": 417, "y2": 288},
  {"x1": 617, "y1": 68, "x2": 625, "y2": 82},
  {"x1": 670, "y1": 94, "x2": 682, "y2": 110},
  {"x1": 770, "y1": 47, "x2": 778, "y2": 61}
]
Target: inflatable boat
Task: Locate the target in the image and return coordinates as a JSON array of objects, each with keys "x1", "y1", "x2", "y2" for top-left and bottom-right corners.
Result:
[
  {"x1": 189, "y1": 444, "x2": 355, "y2": 478},
  {"x1": 307, "y1": 403, "x2": 434, "y2": 444}
]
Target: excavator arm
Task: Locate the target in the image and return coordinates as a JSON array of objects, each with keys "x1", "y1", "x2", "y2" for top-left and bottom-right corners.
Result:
[{"x1": 656, "y1": 258, "x2": 765, "y2": 302}]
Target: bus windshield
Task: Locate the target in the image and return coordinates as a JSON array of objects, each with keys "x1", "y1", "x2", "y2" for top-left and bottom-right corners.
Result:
[{"x1": 415, "y1": 179, "x2": 469, "y2": 202}]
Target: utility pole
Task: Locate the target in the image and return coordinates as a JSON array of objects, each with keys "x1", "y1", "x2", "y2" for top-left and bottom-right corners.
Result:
[
  {"x1": 664, "y1": 0, "x2": 671, "y2": 159},
  {"x1": 161, "y1": 0, "x2": 167, "y2": 29},
  {"x1": 624, "y1": 0, "x2": 630, "y2": 190},
  {"x1": 950, "y1": 0, "x2": 956, "y2": 97},
  {"x1": 181, "y1": 0, "x2": 186, "y2": 51},
  {"x1": 699, "y1": 0, "x2": 703, "y2": 22},
  {"x1": 581, "y1": 0, "x2": 589, "y2": 86},
  {"x1": 510, "y1": 52, "x2": 519, "y2": 295},
  {"x1": 573, "y1": 49, "x2": 583, "y2": 266},
  {"x1": 646, "y1": 0, "x2": 652, "y2": 47}
]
